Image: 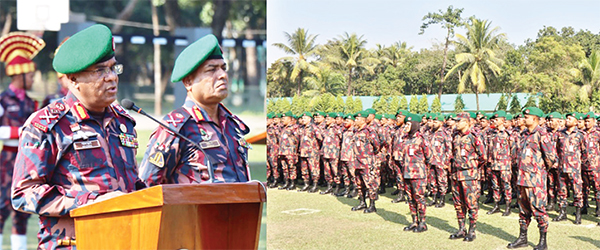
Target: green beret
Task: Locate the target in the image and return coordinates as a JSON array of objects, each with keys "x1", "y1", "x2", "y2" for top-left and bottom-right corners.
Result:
[
  {"x1": 375, "y1": 114, "x2": 382, "y2": 120},
  {"x1": 547, "y1": 111, "x2": 562, "y2": 119},
  {"x1": 365, "y1": 108, "x2": 376, "y2": 115},
  {"x1": 468, "y1": 111, "x2": 477, "y2": 119},
  {"x1": 326, "y1": 112, "x2": 336, "y2": 117},
  {"x1": 345, "y1": 114, "x2": 355, "y2": 121},
  {"x1": 318, "y1": 111, "x2": 326, "y2": 117},
  {"x1": 267, "y1": 112, "x2": 274, "y2": 119},
  {"x1": 506, "y1": 114, "x2": 513, "y2": 120},
  {"x1": 405, "y1": 113, "x2": 422, "y2": 123},
  {"x1": 492, "y1": 110, "x2": 507, "y2": 119},
  {"x1": 384, "y1": 114, "x2": 394, "y2": 119},
  {"x1": 356, "y1": 111, "x2": 369, "y2": 118},
  {"x1": 565, "y1": 112, "x2": 579, "y2": 120},
  {"x1": 522, "y1": 107, "x2": 544, "y2": 118},
  {"x1": 282, "y1": 111, "x2": 293, "y2": 117},
  {"x1": 395, "y1": 109, "x2": 407, "y2": 116},
  {"x1": 275, "y1": 113, "x2": 282, "y2": 118},
  {"x1": 302, "y1": 111, "x2": 312, "y2": 117},
  {"x1": 171, "y1": 34, "x2": 223, "y2": 82},
  {"x1": 53, "y1": 24, "x2": 115, "y2": 74},
  {"x1": 336, "y1": 112, "x2": 344, "y2": 118},
  {"x1": 446, "y1": 113, "x2": 457, "y2": 120}
]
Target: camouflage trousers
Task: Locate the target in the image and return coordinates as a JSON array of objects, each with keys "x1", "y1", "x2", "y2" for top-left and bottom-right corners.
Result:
[
  {"x1": 490, "y1": 170, "x2": 512, "y2": 204},
  {"x1": 451, "y1": 179, "x2": 480, "y2": 224},
  {"x1": 372, "y1": 161, "x2": 381, "y2": 192},
  {"x1": 299, "y1": 156, "x2": 319, "y2": 182},
  {"x1": 391, "y1": 160, "x2": 405, "y2": 192},
  {"x1": 405, "y1": 178, "x2": 427, "y2": 220},
  {"x1": 339, "y1": 161, "x2": 355, "y2": 187},
  {"x1": 323, "y1": 158, "x2": 339, "y2": 184},
  {"x1": 0, "y1": 149, "x2": 30, "y2": 234},
  {"x1": 583, "y1": 170, "x2": 600, "y2": 203},
  {"x1": 355, "y1": 167, "x2": 378, "y2": 200},
  {"x1": 278, "y1": 155, "x2": 297, "y2": 180},
  {"x1": 547, "y1": 168, "x2": 560, "y2": 202},
  {"x1": 558, "y1": 172, "x2": 583, "y2": 208},
  {"x1": 517, "y1": 185, "x2": 549, "y2": 232},
  {"x1": 267, "y1": 149, "x2": 280, "y2": 180},
  {"x1": 429, "y1": 165, "x2": 448, "y2": 197}
]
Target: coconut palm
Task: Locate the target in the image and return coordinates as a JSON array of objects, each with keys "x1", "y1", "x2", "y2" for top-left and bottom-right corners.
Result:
[
  {"x1": 445, "y1": 17, "x2": 505, "y2": 110},
  {"x1": 272, "y1": 28, "x2": 319, "y2": 95},
  {"x1": 577, "y1": 50, "x2": 600, "y2": 98}
]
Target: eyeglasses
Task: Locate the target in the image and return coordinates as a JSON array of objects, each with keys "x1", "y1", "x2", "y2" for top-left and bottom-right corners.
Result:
[{"x1": 82, "y1": 64, "x2": 123, "y2": 77}]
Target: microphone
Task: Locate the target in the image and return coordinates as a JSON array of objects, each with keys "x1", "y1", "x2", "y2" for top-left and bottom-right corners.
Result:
[{"x1": 120, "y1": 99, "x2": 215, "y2": 183}]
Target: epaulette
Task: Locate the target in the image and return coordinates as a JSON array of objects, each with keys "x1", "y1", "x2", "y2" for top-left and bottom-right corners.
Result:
[
  {"x1": 221, "y1": 104, "x2": 250, "y2": 135},
  {"x1": 163, "y1": 107, "x2": 191, "y2": 133},
  {"x1": 111, "y1": 103, "x2": 136, "y2": 126},
  {"x1": 26, "y1": 100, "x2": 69, "y2": 133}
]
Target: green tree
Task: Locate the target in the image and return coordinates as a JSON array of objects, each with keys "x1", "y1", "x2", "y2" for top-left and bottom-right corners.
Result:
[
  {"x1": 272, "y1": 28, "x2": 319, "y2": 95},
  {"x1": 304, "y1": 63, "x2": 346, "y2": 96},
  {"x1": 388, "y1": 96, "x2": 401, "y2": 114},
  {"x1": 419, "y1": 5, "x2": 465, "y2": 98},
  {"x1": 399, "y1": 95, "x2": 408, "y2": 110},
  {"x1": 577, "y1": 50, "x2": 600, "y2": 101},
  {"x1": 417, "y1": 94, "x2": 429, "y2": 113},
  {"x1": 431, "y1": 96, "x2": 442, "y2": 113},
  {"x1": 290, "y1": 95, "x2": 310, "y2": 115},
  {"x1": 454, "y1": 95, "x2": 465, "y2": 113},
  {"x1": 409, "y1": 95, "x2": 419, "y2": 113},
  {"x1": 276, "y1": 98, "x2": 292, "y2": 113},
  {"x1": 523, "y1": 95, "x2": 538, "y2": 108},
  {"x1": 266, "y1": 98, "x2": 277, "y2": 113},
  {"x1": 446, "y1": 17, "x2": 506, "y2": 110},
  {"x1": 334, "y1": 95, "x2": 345, "y2": 112},
  {"x1": 312, "y1": 93, "x2": 336, "y2": 112},
  {"x1": 353, "y1": 97, "x2": 364, "y2": 112},
  {"x1": 496, "y1": 94, "x2": 508, "y2": 111},
  {"x1": 372, "y1": 97, "x2": 386, "y2": 113},
  {"x1": 509, "y1": 95, "x2": 522, "y2": 114}
]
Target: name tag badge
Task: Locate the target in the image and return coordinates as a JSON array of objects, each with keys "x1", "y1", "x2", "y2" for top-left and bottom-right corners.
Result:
[
  {"x1": 200, "y1": 140, "x2": 220, "y2": 149},
  {"x1": 409, "y1": 148, "x2": 415, "y2": 156},
  {"x1": 568, "y1": 145, "x2": 574, "y2": 152},
  {"x1": 73, "y1": 140, "x2": 101, "y2": 150},
  {"x1": 434, "y1": 141, "x2": 440, "y2": 146},
  {"x1": 461, "y1": 149, "x2": 466, "y2": 156},
  {"x1": 526, "y1": 148, "x2": 531, "y2": 156},
  {"x1": 590, "y1": 142, "x2": 594, "y2": 148}
]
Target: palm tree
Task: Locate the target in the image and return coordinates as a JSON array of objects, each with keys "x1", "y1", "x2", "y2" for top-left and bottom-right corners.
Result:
[
  {"x1": 272, "y1": 28, "x2": 319, "y2": 96},
  {"x1": 578, "y1": 50, "x2": 600, "y2": 99},
  {"x1": 445, "y1": 18, "x2": 505, "y2": 110},
  {"x1": 325, "y1": 32, "x2": 379, "y2": 96},
  {"x1": 304, "y1": 62, "x2": 345, "y2": 96}
]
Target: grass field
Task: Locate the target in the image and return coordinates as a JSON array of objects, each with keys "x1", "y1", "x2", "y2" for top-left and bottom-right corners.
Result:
[
  {"x1": 267, "y1": 187, "x2": 600, "y2": 250},
  {"x1": 1, "y1": 129, "x2": 267, "y2": 249}
]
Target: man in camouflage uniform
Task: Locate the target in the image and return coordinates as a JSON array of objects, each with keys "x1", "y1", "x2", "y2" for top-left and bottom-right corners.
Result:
[
  {"x1": 545, "y1": 112, "x2": 562, "y2": 211},
  {"x1": 400, "y1": 113, "x2": 431, "y2": 233},
  {"x1": 391, "y1": 110, "x2": 409, "y2": 203},
  {"x1": 12, "y1": 24, "x2": 145, "y2": 250},
  {"x1": 320, "y1": 112, "x2": 343, "y2": 195},
  {"x1": 553, "y1": 112, "x2": 587, "y2": 224},
  {"x1": 448, "y1": 112, "x2": 486, "y2": 242},
  {"x1": 581, "y1": 112, "x2": 600, "y2": 216},
  {"x1": 336, "y1": 114, "x2": 357, "y2": 197},
  {"x1": 507, "y1": 107, "x2": 556, "y2": 250},
  {"x1": 278, "y1": 111, "x2": 299, "y2": 190},
  {"x1": 298, "y1": 112, "x2": 321, "y2": 192},
  {"x1": 351, "y1": 111, "x2": 380, "y2": 213},
  {"x1": 486, "y1": 111, "x2": 513, "y2": 216},
  {"x1": 267, "y1": 113, "x2": 282, "y2": 188},
  {"x1": 427, "y1": 114, "x2": 452, "y2": 208}
]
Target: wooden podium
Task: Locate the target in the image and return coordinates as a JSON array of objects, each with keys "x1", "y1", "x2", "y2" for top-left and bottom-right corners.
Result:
[{"x1": 70, "y1": 182, "x2": 267, "y2": 250}]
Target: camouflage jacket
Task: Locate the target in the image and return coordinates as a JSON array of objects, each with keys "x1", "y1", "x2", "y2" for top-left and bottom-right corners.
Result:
[
  {"x1": 556, "y1": 128, "x2": 587, "y2": 174},
  {"x1": 298, "y1": 123, "x2": 321, "y2": 158},
  {"x1": 582, "y1": 128, "x2": 600, "y2": 171},
  {"x1": 139, "y1": 98, "x2": 251, "y2": 185},
  {"x1": 0, "y1": 85, "x2": 37, "y2": 145},
  {"x1": 428, "y1": 127, "x2": 452, "y2": 168},
  {"x1": 267, "y1": 123, "x2": 280, "y2": 156},
  {"x1": 353, "y1": 125, "x2": 379, "y2": 169},
  {"x1": 487, "y1": 129, "x2": 512, "y2": 171},
  {"x1": 516, "y1": 126, "x2": 556, "y2": 188},
  {"x1": 321, "y1": 124, "x2": 343, "y2": 159},
  {"x1": 400, "y1": 132, "x2": 431, "y2": 179},
  {"x1": 278, "y1": 124, "x2": 299, "y2": 156},
  {"x1": 391, "y1": 127, "x2": 406, "y2": 161},
  {"x1": 340, "y1": 127, "x2": 355, "y2": 162},
  {"x1": 12, "y1": 93, "x2": 143, "y2": 249},
  {"x1": 450, "y1": 129, "x2": 486, "y2": 181}
]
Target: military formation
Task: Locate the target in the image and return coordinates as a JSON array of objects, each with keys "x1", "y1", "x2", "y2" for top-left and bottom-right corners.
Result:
[{"x1": 267, "y1": 106, "x2": 600, "y2": 250}]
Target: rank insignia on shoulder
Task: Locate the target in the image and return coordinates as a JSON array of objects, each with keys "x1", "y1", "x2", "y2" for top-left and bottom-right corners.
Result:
[
  {"x1": 119, "y1": 133, "x2": 139, "y2": 148},
  {"x1": 73, "y1": 140, "x2": 101, "y2": 150},
  {"x1": 148, "y1": 151, "x2": 165, "y2": 168},
  {"x1": 238, "y1": 138, "x2": 252, "y2": 149},
  {"x1": 33, "y1": 122, "x2": 48, "y2": 132},
  {"x1": 199, "y1": 140, "x2": 220, "y2": 149}
]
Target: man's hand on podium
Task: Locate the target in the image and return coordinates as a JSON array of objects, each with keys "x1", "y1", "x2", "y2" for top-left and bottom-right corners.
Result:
[{"x1": 85, "y1": 191, "x2": 126, "y2": 206}]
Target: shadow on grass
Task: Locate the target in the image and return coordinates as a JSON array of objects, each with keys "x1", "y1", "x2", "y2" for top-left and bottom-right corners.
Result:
[
  {"x1": 376, "y1": 207, "x2": 408, "y2": 225},
  {"x1": 427, "y1": 215, "x2": 456, "y2": 234},
  {"x1": 570, "y1": 236, "x2": 600, "y2": 248},
  {"x1": 478, "y1": 221, "x2": 518, "y2": 243}
]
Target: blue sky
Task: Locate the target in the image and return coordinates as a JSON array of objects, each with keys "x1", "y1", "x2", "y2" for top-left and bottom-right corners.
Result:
[{"x1": 267, "y1": 0, "x2": 600, "y2": 66}]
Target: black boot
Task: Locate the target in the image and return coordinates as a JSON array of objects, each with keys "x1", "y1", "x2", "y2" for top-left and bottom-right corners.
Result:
[
  {"x1": 414, "y1": 216, "x2": 428, "y2": 233},
  {"x1": 348, "y1": 187, "x2": 358, "y2": 198},
  {"x1": 552, "y1": 206, "x2": 567, "y2": 221},
  {"x1": 364, "y1": 199, "x2": 377, "y2": 213},
  {"x1": 308, "y1": 182, "x2": 319, "y2": 193},
  {"x1": 320, "y1": 183, "x2": 333, "y2": 195},
  {"x1": 391, "y1": 189, "x2": 400, "y2": 196},
  {"x1": 392, "y1": 192, "x2": 406, "y2": 203},
  {"x1": 596, "y1": 200, "x2": 600, "y2": 217},
  {"x1": 351, "y1": 195, "x2": 367, "y2": 211},
  {"x1": 487, "y1": 202, "x2": 501, "y2": 215},
  {"x1": 336, "y1": 186, "x2": 349, "y2": 197},
  {"x1": 574, "y1": 207, "x2": 582, "y2": 224},
  {"x1": 533, "y1": 230, "x2": 547, "y2": 250},
  {"x1": 502, "y1": 203, "x2": 512, "y2": 216},
  {"x1": 463, "y1": 221, "x2": 476, "y2": 242},
  {"x1": 278, "y1": 179, "x2": 289, "y2": 190},
  {"x1": 435, "y1": 194, "x2": 446, "y2": 208},
  {"x1": 298, "y1": 182, "x2": 310, "y2": 192},
  {"x1": 427, "y1": 194, "x2": 438, "y2": 206},
  {"x1": 378, "y1": 185, "x2": 386, "y2": 194},
  {"x1": 507, "y1": 227, "x2": 528, "y2": 249},
  {"x1": 484, "y1": 191, "x2": 493, "y2": 204},
  {"x1": 449, "y1": 219, "x2": 466, "y2": 239},
  {"x1": 286, "y1": 180, "x2": 296, "y2": 191},
  {"x1": 404, "y1": 215, "x2": 418, "y2": 231},
  {"x1": 330, "y1": 185, "x2": 340, "y2": 196}
]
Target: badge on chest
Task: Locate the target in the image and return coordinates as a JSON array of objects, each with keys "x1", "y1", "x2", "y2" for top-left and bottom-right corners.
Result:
[
  {"x1": 119, "y1": 133, "x2": 139, "y2": 148},
  {"x1": 74, "y1": 140, "x2": 101, "y2": 150}
]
